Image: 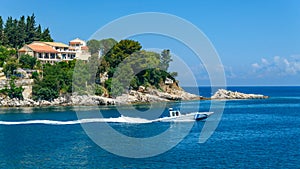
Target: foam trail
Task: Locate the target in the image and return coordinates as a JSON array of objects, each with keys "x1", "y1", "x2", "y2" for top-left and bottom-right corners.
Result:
[
  {"x1": 0, "y1": 113, "x2": 204, "y2": 126},
  {"x1": 0, "y1": 116, "x2": 153, "y2": 125}
]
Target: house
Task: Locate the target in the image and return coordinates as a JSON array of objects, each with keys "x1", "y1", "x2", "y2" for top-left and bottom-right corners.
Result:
[
  {"x1": 165, "y1": 77, "x2": 174, "y2": 85},
  {"x1": 18, "y1": 38, "x2": 91, "y2": 64},
  {"x1": 69, "y1": 38, "x2": 91, "y2": 61}
]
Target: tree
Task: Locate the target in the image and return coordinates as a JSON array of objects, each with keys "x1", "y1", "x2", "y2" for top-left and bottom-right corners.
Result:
[
  {"x1": 87, "y1": 38, "x2": 117, "y2": 57},
  {"x1": 33, "y1": 87, "x2": 58, "y2": 101},
  {"x1": 0, "y1": 76, "x2": 24, "y2": 100},
  {"x1": 19, "y1": 54, "x2": 37, "y2": 69},
  {"x1": 0, "y1": 14, "x2": 53, "y2": 48},
  {"x1": 25, "y1": 14, "x2": 37, "y2": 44},
  {"x1": 0, "y1": 16, "x2": 3, "y2": 46},
  {"x1": 101, "y1": 39, "x2": 142, "y2": 76},
  {"x1": 87, "y1": 39, "x2": 100, "y2": 56},
  {"x1": 99, "y1": 38, "x2": 117, "y2": 56},
  {"x1": 3, "y1": 60, "x2": 18, "y2": 77},
  {"x1": 41, "y1": 28, "x2": 53, "y2": 42},
  {"x1": 35, "y1": 24, "x2": 42, "y2": 41},
  {"x1": 160, "y1": 49, "x2": 172, "y2": 71},
  {"x1": 72, "y1": 60, "x2": 89, "y2": 94},
  {"x1": 4, "y1": 17, "x2": 14, "y2": 47},
  {"x1": 17, "y1": 16, "x2": 26, "y2": 48},
  {"x1": 0, "y1": 46, "x2": 16, "y2": 67},
  {"x1": 7, "y1": 76, "x2": 24, "y2": 100}
]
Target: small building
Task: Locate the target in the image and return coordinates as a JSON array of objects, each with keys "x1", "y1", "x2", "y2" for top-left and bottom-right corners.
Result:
[
  {"x1": 165, "y1": 77, "x2": 174, "y2": 85},
  {"x1": 69, "y1": 38, "x2": 91, "y2": 61},
  {"x1": 18, "y1": 42, "x2": 60, "y2": 64},
  {"x1": 42, "y1": 42, "x2": 76, "y2": 61},
  {"x1": 18, "y1": 38, "x2": 91, "y2": 64}
]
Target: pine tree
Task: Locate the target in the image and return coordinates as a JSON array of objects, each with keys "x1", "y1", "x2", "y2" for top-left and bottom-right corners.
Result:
[
  {"x1": 1, "y1": 14, "x2": 53, "y2": 48},
  {"x1": 12, "y1": 19, "x2": 19, "y2": 49},
  {"x1": 0, "y1": 16, "x2": 3, "y2": 46},
  {"x1": 17, "y1": 16, "x2": 26, "y2": 48},
  {"x1": 35, "y1": 24, "x2": 42, "y2": 41},
  {"x1": 26, "y1": 14, "x2": 36, "y2": 44},
  {"x1": 41, "y1": 28, "x2": 53, "y2": 42},
  {"x1": 4, "y1": 17, "x2": 13, "y2": 47}
]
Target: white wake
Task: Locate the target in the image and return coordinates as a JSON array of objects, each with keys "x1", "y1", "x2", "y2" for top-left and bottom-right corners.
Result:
[
  {"x1": 0, "y1": 112, "x2": 210, "y2": 125},
  {"x1": 0, "y1": 116, "x2": 152, "y2": 125}
]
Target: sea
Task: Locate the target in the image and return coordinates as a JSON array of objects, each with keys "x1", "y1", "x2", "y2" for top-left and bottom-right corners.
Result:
[{"x1": 0, "y1": 86, "x2": 299, "y2": 168}]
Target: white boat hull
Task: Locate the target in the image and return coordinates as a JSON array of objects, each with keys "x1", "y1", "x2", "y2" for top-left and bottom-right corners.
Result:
[{"x1": 155, "y1": 112, "x2": 214, "y2": 122}]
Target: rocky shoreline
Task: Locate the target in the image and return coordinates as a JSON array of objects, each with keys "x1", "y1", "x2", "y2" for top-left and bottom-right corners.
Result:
[
  {"x1": 0, "y1": 89, "x2": 268, "y2": 107},
  {"x1": 0, "y1": 88, "x2": 203, "y2": 107}
]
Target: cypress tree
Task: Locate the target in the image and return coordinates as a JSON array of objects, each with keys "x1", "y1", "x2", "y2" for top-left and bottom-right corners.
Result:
[
  {"x1": 12, "y1": 19, "x2": 19, "y2": 49},
  {"x1": 1, "y1": 14, "x2": 53, "y2": 48},
  {"x1": 4, "y1": 17, "x2": 13, "y2": 47},
  {"x1": 26, "y1": 14, "x2": 36, "y2": 44},
  {"x1": 41, "y1": 28, "x2": 53, "y2": 42},
  {"x1": 17, "y1": 16, "x2": 26, "y2": 48},
  {"x1": 0, "y1": 16, "x2": 3, "y2": 46},
  {"x1": 35, "y1": 24, "x2": 42, "y2": 41}
]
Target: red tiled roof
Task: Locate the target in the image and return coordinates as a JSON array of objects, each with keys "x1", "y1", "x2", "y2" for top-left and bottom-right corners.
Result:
[
  {"x1": 18, "y1": 49, "x2": 27, "y2": 52},
  {"x1": 27, "y1": 44, "x2": 58, "y2": 53},
  {"x1": 81, "y1": 46, "x2": 89, "y2": 50},
  {"x1": 70, "y1": 41, "x2": 81, "y2": 45}
]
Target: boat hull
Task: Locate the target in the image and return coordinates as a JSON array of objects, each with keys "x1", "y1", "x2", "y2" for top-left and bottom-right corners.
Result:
[{"x1": 156, "y1": 112, "x2": 213, "y2": 122}]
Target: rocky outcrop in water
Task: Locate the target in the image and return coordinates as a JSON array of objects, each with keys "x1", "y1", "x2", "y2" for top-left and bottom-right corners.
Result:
[
  {"x1": 211, "y1": 89, "x2": 268, "y2": 99},
  {"x1": 115, "y1": 88, "x2": 203, "y2": 104}
]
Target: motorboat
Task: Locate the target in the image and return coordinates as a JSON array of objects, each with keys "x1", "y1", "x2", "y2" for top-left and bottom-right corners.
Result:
[{"x1": 155, "y1": 108, "x2": 213, "y2": 122}]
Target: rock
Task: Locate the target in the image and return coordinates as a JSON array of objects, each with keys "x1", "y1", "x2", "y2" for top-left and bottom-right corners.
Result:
[
  {"x1": 40, "y1": 100, "x2": 51, "y2": 106},
  {"x1": 114, "y1": 88, "x2": 204, "y2": 104},
  {"x1": 211, "y1": 89, "x2": 268, "y2": 99}
]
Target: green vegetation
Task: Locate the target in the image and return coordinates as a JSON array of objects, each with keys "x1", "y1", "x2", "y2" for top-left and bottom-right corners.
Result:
[
  {"x1": 0, "y1": 46, "x2": 16, "y2": 67},
  {"x1": 0, "y1": 12, "x2": 177, "y2": 101},
  {"x1": 32, "y1": 61, "x2": 76, "y2": 101},
  {"x1": 96, "y1": 39, "x2": 176, "y2": 96},
  {"x1": 87, "y1": 38, "x2": 117, "y2": 57},
  {"x1": 0, "y1": 76, "x2": 24, "y2": 100},
  {"x1": 19, "y1": 54, "x2": 37, "y2": 69},
  {"x1": 0, "y1": 14, "x2": 53, "y2": 49},
  {"x1": 0, "y1": 37, "x2": 177, "y2": 101}
]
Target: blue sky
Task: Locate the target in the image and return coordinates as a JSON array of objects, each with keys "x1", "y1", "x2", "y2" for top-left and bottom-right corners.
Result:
[{"x1": 1, "y1": 0, "x2": 300, "y2": 86}]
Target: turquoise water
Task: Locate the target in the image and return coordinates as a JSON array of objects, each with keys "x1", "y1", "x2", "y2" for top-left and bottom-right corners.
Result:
[{"x1": 0, "y1": 87, "x2": 299, "y2": 168}]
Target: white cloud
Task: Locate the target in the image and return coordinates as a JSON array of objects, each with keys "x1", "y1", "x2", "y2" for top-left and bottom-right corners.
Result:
[
  {"x1": 261, "y1": 58, "x2": 269, "y2": 65},
  {"x1": 251, "y1": 56, "x2": 300, "y2": 77}
]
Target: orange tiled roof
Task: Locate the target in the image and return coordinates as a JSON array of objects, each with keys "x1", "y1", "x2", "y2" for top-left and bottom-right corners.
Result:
[
  {"x1": 18, "y1": 49, "x2": 27, "y2": 52},
  {"x1": 70, "y1": 41, "x2": 81, "y2": 45},
  {"x1": 43, "y1": 42, "x2": 69, "y2": 48},
  {"x1": 81, "y1": 46, "x2": 89, "y2": 50},
  {"x1": 27, "y1": 44, "x2": 58, "y2": 53}
]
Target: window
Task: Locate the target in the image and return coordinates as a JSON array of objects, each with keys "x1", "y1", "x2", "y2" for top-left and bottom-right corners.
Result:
[{"x1": 50, "y1": 53, "x2": 55, "y2": 59}]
